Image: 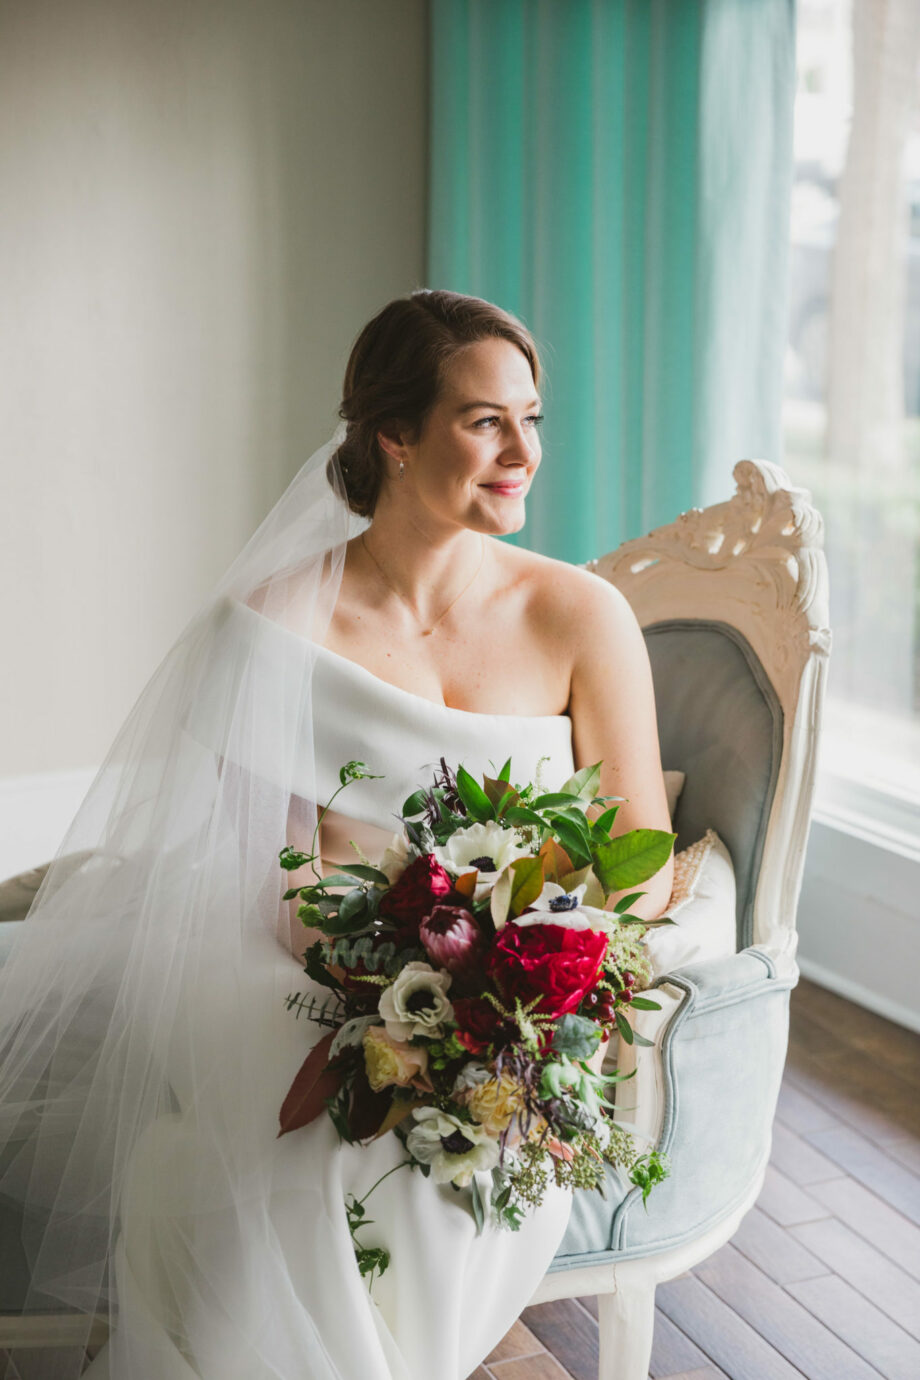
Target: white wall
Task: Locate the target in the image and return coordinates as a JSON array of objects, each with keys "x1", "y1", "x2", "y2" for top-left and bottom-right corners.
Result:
[{"x1": 0, "y1": 0, "x2": 428, "y2": 812}]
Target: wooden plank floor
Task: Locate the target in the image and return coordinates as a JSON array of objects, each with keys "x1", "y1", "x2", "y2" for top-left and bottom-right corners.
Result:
[{"x1": 472, "y1": 978, "x2": 920, "y2": 1380}]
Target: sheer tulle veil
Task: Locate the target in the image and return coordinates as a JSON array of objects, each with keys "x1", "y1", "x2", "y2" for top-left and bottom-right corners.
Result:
[{"x1": 0, "y1": 425, "x2": 369, "y2": 1378}]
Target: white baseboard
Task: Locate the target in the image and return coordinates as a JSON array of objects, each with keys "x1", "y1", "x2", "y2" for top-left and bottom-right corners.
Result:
[{"x1": 0, "y1": 768, "x2": 99, "y2": 880}]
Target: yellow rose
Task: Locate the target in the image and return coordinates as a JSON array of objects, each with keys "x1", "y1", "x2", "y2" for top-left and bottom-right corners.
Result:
[
  {"x1": 465, "y1": 1073, "x2": 526, "y2": 1139},
  {"x1": 362, "y1": 1026, "x2": 428, "y2": 1092}
]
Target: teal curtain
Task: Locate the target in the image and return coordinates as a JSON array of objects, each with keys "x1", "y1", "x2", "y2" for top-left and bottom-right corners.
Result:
[{"x1": 428, "y1": 0, "x2": 796, "y2": 563}]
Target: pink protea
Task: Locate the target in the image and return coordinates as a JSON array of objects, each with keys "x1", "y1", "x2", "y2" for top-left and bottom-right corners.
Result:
[{"x1": 419, "y1": 905, "x2": 483, "y2": 974}]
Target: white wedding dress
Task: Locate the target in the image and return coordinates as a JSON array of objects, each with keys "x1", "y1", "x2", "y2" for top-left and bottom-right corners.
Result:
[{"x1": 83, "y1": 604, "x2": 576, "y2": 1380}]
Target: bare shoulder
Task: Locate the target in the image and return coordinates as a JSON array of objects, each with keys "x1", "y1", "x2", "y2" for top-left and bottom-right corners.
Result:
[{"x1": 494, "y1": 540, "x2": 639, "y2": 650}]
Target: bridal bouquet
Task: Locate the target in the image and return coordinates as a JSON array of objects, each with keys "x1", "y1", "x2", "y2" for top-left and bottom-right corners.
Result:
[{"x1": 277, "y1": 756, "x2": 675, "y2": 1256}]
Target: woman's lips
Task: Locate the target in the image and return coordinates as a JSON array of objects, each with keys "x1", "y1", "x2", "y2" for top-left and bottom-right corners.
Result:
[{"x1": 482, "y1": 481, "x2": 526, "y2": 497}]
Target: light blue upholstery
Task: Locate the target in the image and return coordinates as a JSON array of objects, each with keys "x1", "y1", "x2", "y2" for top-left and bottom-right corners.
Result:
[
  {"x1": 551, "y1": 950, "x2": 793, "y2": 1269},
  {"x1": 644, "y1": 620, "x2": 783, "y2": 951},
  {"x1": 550, "y1": 617, "x2": 789, "y2": 1270}
]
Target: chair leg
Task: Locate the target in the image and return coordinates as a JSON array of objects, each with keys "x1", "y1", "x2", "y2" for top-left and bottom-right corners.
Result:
[{"x1": 597, "y1": 1274, "x2": 656, "y2": 1380}]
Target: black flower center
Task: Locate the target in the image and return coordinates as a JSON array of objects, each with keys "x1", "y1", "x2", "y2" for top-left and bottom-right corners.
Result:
[
  {"x1": 440, "y1": 1130, "x2": 476, "y2": 1155},
  {"x1": 469, "y1": 855, "x2": 496, "y2": 872},
  {"x1": 406, "y1": 988, "x2": 437, "y2": 1014},
  {"x1": 549, "y1": 894, "x2": 580, "y2": 912}
]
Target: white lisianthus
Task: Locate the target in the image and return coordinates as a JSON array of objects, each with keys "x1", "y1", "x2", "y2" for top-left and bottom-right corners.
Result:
[
  {"x1": 512, "y1": 881, "x2": 617, "y2": 933},
  {"x1": 451, "y1": 1062, "x2": 491, "y2": 1096},
  {"x1": 377, "y1": 961, "x2": 453, "y2": 1041},
  {"x1": 434, "y1": 821, "x2": 531, "y2": 900},
  {"x1": 406, "y1": 1106, "x2": 501, "y2": 1187},
  {"x1": 378, "y1": 831, "x2": 413, "y2": 885}
]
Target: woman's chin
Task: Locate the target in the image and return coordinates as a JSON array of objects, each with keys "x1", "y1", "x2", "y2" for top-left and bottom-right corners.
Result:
[{"x1": 472, "y1": 501, "x2": 528, "y2": 536}]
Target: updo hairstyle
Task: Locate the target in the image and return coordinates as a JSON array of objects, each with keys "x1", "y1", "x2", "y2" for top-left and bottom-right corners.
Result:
[{"x1": 330, "y1": 289, "x2": 541, "y2": 518}]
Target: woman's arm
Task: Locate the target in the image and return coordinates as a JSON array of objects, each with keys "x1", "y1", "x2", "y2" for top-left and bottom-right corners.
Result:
[{"x1": 566, "y1": 573, "x2": 675, "y2": 921}]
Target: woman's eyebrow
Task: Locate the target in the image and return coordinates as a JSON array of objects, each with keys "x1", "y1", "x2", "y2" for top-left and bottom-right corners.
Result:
[{"x1": 457, "y1": 398, "x2": 542, "y2": 413}]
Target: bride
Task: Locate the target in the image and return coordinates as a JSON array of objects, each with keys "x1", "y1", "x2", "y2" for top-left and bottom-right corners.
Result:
[{"x1": 0, "y1": 289, "x2": 673, "y2": 1380}]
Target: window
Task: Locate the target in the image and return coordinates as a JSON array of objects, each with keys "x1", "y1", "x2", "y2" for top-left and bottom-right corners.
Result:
[{"x1": 784, "y1": 0, "x2": 920, "y2": 843}]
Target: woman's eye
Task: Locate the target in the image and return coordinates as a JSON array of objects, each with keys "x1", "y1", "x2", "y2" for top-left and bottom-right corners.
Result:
[{"x1": 472, "y1": 414, "x2": 544, "y2": 430}]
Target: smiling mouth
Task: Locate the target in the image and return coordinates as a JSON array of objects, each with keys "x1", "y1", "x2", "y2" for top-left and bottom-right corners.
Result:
[{"x1": 482, "y1": 481, "x2": 526, "y2": 496}]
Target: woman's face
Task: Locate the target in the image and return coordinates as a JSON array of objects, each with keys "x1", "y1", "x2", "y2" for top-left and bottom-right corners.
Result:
[{"x1": 380, "y1": 337, "x2": 543, "y2": 536}]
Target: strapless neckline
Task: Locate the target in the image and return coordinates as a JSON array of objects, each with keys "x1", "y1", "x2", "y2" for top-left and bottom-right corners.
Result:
[
  {"x1": 312, "y1": 639, "x2": 570, "y2": 725},
  {"x1": 229, "y1": 598, "x2": 570, "y2": 725}
]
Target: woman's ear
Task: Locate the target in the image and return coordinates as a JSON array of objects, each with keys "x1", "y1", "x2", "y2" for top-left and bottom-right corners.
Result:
[{"x1": 376, "y1": 426, "x2": 410, "y2": 463}]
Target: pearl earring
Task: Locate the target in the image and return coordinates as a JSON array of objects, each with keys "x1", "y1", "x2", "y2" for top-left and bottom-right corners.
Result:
[{"x1": 398, "y1": 461, "x2": 406, "y2": 480}]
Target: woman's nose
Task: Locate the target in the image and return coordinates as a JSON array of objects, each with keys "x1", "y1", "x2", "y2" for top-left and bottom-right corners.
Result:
[{"x1": 501, "y1": 421, "x2": 537, "y2": 463}]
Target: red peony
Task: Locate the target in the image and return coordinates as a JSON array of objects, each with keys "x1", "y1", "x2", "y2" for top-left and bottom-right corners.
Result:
[
  {"x1": 452, "y1": 996, "x2": 506, "y2": 1055},
  {"x1": 380, "y1": 854, "x2": 453, "y2": 931},
  {"x1": 487, "y1": 922, "x2": 608, "y2": 1020}
]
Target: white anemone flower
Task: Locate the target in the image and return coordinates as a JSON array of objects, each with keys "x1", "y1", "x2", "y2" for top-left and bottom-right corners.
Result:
[
  {"x1": 434, "y1": 821, "x2": 531, "y2": 900},
  {"x1": 378, "y1": 961, "x2": 453, "y2": 1041},
  {"x1": 511, "y1": 881, "x2": 616, "y2": 933},
  {"x1": 378, "y1": 831, "x2": 412, "y2": 884},
  {"x1": 406, "y1": 1106, "x2": 501, "y2": 1187}
]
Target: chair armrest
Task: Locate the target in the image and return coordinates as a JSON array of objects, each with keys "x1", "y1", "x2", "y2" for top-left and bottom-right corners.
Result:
[{"x1": 619, "y1": 947, "x2": 795, "y2": 1254}]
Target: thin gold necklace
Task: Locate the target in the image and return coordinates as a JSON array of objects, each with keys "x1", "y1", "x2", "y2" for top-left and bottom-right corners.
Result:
[{"x1": 360, "y1": 531, "x2": 485, "y2": 636}]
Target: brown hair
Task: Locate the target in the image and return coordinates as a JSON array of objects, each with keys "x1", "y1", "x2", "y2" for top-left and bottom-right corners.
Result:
[{"x1": 329, "y1": 289, "x2": 542, "y2": 517}]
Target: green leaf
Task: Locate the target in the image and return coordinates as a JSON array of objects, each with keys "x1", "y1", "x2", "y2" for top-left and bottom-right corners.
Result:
[
  {"x1": 321, "y1": 888, "x2": 372, "y2": 937},
  {"x1": 629, "y1": 997, "x2": 662, "y2": 1011},
  {"x1": 559, "y1": 762, "x2": 603, "y2": 802},
  {"x1": 613, "y1": 891, "x2": 646, "y2": 913},
  {"x1": 310, "y1": 873, "x2": 369, "y2": 891},
  {"x1": 279, "y1": 845, "x2": 314, "y2": 872},
  {"x1": 547, "y1": 814, "x2": 591, "y2": 868},
  {"x1": 282, "y1": 886, "x2": 304, "y2": 901},
  {"x1": 532, "y1": 791, "x2": 581, "y2": 810},
  {"x1": 401, "y1": 789, "x2": 429, "y2": 818},
  {"x1": 615, "y1": 1010, "x2": 634, "y2": 1045},
  {"x1": 552, "y1": 1013, "x2": 602, "y2": 1060},
  {"x1": 326, "y1": 862, "x2": 390, "y2": 887},
  {"x1": 591, "y1": 829, "x2": 676, "y2": 895},
  {"x1": 455, "y1": 765, "x2": 494, "y2": 822},
  {"x1": 592, "y1": 805, "x2": 620, "y2": 835},
  {"x1": 503, "y1": 805, "x2": 545, "y2": 830},
  {"x1": 497, "y1": 756, "x2": 512, "y2": 782},
  {"x1": 631, "y1": 1029, "x2": 656, "y2": 1048},
  {"x1": 470, "y1": 1176, "x2": 486, "y2": 1234},
  {"x1": 509, "y1": 856, "x2": 545, "y2": 916}
]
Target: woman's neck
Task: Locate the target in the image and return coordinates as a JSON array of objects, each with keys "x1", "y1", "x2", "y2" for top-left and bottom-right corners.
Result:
[{"x1": 356, "y1": 501, "x2": 488, "y2": 626}]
